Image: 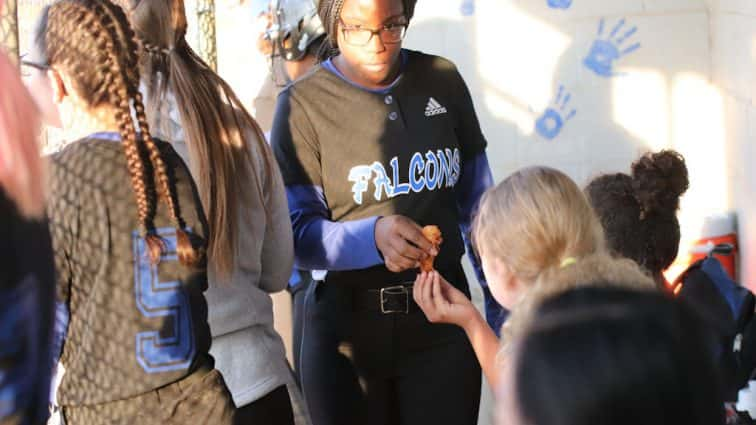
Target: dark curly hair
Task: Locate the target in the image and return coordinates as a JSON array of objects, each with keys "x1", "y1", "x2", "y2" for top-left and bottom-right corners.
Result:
[{"x1": 585, "y1": 150, "x2": 689, "y2": 286}]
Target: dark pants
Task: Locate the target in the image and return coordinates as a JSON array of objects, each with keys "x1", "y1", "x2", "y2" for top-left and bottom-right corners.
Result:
[
  {"x1": 236, "y1": 385, "x2": 294, "y2": 425},
  {"x1": 62, "y1": 368, "x2": 237, "y2": 425},
  {"x1": 290, "y1": 274, "x2": 310, "y2": 387},
  {"x1": 299, "y1": 266, "x2": 482, "y2": 425}
]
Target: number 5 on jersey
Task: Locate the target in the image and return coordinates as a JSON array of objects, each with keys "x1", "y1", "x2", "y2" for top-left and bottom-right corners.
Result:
[{"x1": 133, "y1": 228, "x2": 195, "y2": 374}]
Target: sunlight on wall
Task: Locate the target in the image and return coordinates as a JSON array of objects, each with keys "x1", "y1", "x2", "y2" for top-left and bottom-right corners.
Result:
[
  {"x1": 611, "y1": 69, "x2": 669, "y2": 151},
  {"x1": 664, "y1": 73, "x2": 728, "y2": 280},
  {"x1": 476, "y1": 1, "x2": 571, "y2": 134}
]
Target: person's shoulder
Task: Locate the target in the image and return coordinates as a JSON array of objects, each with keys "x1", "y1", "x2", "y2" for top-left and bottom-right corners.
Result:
[
  {"x1": 404, "y1": 49, "x2": 460, "y2": 74},
  {"x1": 282, "y1": 64, "x2": 324, "y2": 90},
  {"x1": 47, "y1": 137, "x2": 101, "y2": 167},
  {"x1": 282, "y1": 64, "x2": 341, "y2": 100}
]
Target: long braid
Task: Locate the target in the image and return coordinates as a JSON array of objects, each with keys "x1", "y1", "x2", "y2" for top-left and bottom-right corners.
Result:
[
  {"x1": 98, "y1": 0, "x2": 202, "y2": 266},
  {"x1": 49, "y1": 0, "x2": 162, "y2": 259},
  {"x1": 101, "y1": 0, "x2": 203, "y2": 266},
  {"x1": 46, "y1": 0, "x2": 204, "y2": 266}
]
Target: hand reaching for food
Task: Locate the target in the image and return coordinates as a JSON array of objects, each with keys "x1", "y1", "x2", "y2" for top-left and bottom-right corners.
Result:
[{"x1": 419, "y1": 225, "x2": 443, "y2": 272}]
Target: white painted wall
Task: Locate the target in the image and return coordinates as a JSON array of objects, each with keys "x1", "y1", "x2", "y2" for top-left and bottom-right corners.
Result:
[
  {"x1": 708, "y1": 0, "x2": 756, "y2": 290},
  {"x1": 403, "y1": 0, "x2": 756, "y2": 291}
]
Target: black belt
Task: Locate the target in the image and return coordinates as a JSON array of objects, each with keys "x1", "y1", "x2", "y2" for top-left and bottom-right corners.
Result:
[{"x1": 352, "y1": 283, "x2": 419, "y2": 314}]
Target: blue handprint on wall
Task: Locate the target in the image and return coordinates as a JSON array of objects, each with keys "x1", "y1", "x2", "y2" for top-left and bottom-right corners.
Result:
[
  {"x1": 535, "y1": 85, "x2": 577, "y2": 140},
  {"x1": 547, "y1": 0, "x2": 572, "y2": 9},
  {"x1": 460, "y1": 0, "x2": 475, "y2": 17},
  {"x1": 583, "y1": 18, "x2": 641, "y2": 77}
]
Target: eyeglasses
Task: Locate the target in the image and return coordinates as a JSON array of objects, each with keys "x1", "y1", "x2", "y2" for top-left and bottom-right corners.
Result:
[
  {"x1": 20, "y1": 53, "x2": 50, "y2": 77},
  {"x1": 339, "y1": 19, "x2": 407, "y2": 46}
]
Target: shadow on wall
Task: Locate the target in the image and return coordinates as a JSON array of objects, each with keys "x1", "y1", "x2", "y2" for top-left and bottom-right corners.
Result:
[
  {"x1": 409, "y1": 0, "x2": 736, "y2": 283},
  {"x1": 405, "y1": 1, "x2": 647, "y2": 189}
]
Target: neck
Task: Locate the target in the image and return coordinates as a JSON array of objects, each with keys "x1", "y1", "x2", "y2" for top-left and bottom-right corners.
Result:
[{"x1": 59, "y1": 103, "x2": 121, "y2": 145}]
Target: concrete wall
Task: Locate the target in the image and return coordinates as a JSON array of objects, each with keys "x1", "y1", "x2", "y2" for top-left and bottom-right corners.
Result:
[
  {"x1": 709, "y1": 0, "x2": 756, "y2": 289},
  {"x1": 404, "y1": 0, "x2": 756, "y2": 289}
]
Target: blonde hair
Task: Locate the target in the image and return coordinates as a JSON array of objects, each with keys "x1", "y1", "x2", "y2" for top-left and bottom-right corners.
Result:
[
  {"x1": 499, "y1": 253, "x2": 657, "y2": 358},
  {"x1": 0, "y1": 51, "x2": 45, "y2": 219},
  {"x1": 472, "y1": 166, "x2": 605, "y2": 283}
]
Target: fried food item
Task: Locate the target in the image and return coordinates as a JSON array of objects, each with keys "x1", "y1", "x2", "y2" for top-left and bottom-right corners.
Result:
[{"x1": 419, "y1": 225, "x2": 443, "y2": 272}]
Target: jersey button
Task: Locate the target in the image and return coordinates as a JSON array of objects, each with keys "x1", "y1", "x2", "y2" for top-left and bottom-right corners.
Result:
[
  {"x1": 388, "y1": 111, "x2": 398, "y2": 121},
  {"x1": 384, "y1": 95, "x2": 394, "y2": 105}
]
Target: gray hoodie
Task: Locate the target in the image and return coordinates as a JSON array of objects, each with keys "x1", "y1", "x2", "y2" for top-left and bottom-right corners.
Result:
[{"x1": 147, "y1": 89, "x2": 307, "y2": 420}]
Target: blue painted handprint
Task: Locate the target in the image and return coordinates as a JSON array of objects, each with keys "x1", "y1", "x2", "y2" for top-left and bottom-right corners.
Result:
[
  {"x1": 584, "y1": 18, "x2": 641, "y2": 77},
  {"x1": 547, "y1": 0, "x2": 572, "y2": 9},
  {"x1": 535, "y1": 85, "x2": 577, "y2": 140},
  {"x1": 460, "y1": 0, "x2": 475, "y2": 17}
]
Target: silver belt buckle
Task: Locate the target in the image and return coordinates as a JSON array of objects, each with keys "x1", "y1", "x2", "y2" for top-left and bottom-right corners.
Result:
[{"x1": 380, "y1": 285, "x2": 409, "y2": 314}]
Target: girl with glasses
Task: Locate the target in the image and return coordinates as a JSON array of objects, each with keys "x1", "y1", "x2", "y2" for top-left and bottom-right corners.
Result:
[{"x1": 270, "y1": 0, "x2": 501, "y2": 424}]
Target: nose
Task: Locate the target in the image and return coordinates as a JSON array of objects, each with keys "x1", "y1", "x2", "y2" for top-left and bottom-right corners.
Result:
[{"x1": 365, "y1": 32, "x2": 386, "y2": 53}]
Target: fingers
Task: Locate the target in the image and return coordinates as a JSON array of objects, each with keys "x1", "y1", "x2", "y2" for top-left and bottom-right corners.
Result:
[
  {"x1": 421, "y1": 272, "x2": 433, "y2": 311},
  {"x1": 395, "y1": 218, "x2": 437, "y2": 256},
  {"x1": 389, "y1": 235, "x2": 426, "y2": 262},
  {"x1": 413, "y1": 272, "x2": 423, "y2": 302},
  {"x1": 430, "y1": 272, "x2": 446, "y2": 312},
  {"x1": 383, "y1": 246, "x2": 419, "y2": 273}
]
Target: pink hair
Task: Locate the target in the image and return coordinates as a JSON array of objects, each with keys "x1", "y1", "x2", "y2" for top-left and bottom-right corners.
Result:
[{"x1": 0, "y1": 50, "x2": 45, "y2": 218}]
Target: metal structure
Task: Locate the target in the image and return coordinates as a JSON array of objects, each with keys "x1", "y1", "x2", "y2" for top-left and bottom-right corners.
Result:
[
  {"x1": 0, "y1": 0, "x2": 19, "y2": 63},
  {"x1": 196, "y1": 0, "x2": 217, "y2": 71}
]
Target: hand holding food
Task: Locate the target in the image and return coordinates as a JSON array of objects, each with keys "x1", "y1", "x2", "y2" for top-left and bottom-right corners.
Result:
[{"x1": 419, "y1": 225, "x2": 442, "y2": 272}]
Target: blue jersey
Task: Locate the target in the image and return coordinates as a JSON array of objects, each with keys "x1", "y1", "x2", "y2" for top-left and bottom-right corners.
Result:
[{"x1": 0, "y1": 190, "x2": 55, "y2": 425}]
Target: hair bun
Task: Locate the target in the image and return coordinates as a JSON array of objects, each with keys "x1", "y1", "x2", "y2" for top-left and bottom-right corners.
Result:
[{"x1": 631, "y1": 150, "x2": 689, "y2": 217}]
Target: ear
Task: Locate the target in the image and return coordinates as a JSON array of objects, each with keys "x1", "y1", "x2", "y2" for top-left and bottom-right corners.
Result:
[{"x1": 47, "y1": 68, "x2": 67, "y2": 104}]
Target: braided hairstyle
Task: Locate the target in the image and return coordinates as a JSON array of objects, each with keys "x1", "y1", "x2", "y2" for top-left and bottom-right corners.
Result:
[
  {"x1": 317, "y1": 0, "x2": 417, "y2": 60},
  {"x1": 585, "y1": 150, "x2": 689, "y2": 286},
  {"x1": 112, "y1": 0, "x2": 273, "y2": 281},
  {"x1": 44, "y1": 0, "x2": 204, "y2": 267}
]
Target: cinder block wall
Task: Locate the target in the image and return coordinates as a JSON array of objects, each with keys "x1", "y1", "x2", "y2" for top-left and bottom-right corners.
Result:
[
  {"x1": 406, "y1": 0, "x2": 756, "y2": 289},
  {"x1": 708, "y1": 0, "x2": 756, "y2": 289}
]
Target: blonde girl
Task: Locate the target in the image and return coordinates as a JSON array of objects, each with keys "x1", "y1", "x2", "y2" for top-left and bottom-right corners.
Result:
[{"x1": 413, "y1": 166, "x2": 655, "y2": 388}]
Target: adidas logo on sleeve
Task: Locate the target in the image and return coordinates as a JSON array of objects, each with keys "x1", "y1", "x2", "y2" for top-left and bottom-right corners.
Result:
[{"x1": 425, "y1": 97, "x2": 448, "y2": 117}]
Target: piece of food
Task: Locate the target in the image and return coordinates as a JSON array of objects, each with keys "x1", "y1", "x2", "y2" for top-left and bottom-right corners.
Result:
[{"x1": 419, "y1": 225, "x2": 443, "y2": 272}]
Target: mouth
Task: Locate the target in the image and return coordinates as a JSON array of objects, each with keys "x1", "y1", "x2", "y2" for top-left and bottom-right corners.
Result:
[{"x1": 362, "y1": 63, "x2": 389, "y2": 73}]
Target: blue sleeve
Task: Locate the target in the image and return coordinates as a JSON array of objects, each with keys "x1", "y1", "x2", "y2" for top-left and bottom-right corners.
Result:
[
  {"x1": 287, "y1": 184, "x2": 384, "y2": 271},
  {"x1": 51, "y1": 302, "x2": 69, "y2": 369},
  {"x1": 0, "y1": 275, "x2": 51, "y2": 424},
  {"x1": 456, "y1": 152, "x2": 507, "y2": 334}
]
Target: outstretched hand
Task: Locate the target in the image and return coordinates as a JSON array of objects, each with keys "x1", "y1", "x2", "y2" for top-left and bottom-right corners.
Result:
[{"x1": 413, "y1": 271, "x2": 478, "y2": 329}]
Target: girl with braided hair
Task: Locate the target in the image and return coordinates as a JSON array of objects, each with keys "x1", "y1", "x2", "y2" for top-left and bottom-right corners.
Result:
[
  {"x1": 271, "y1": 0, "x2": 500, "y2": 423},
  {"x1": 24, "y1": 1, "x2": 237, "y2": 423},
  {"x1": 111, "y1": 0, "x2": 302, "y2": 423}
]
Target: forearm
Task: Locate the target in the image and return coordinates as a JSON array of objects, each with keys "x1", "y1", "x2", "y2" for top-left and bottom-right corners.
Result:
[
  {"x1": 462, "y1": 311, "x2": 502, "y2": 389},
  {"x1": 294, "y1": 214, "x2": 383, "y2": 271}
]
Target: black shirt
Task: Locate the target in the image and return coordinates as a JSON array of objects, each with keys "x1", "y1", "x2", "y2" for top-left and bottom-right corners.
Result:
[
  {"x1": 47, "y1": 135, "x2": 212, "y2": 405},
  {"x1": 272, "y1": 49, "x2": 489, "y2": 287}
]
